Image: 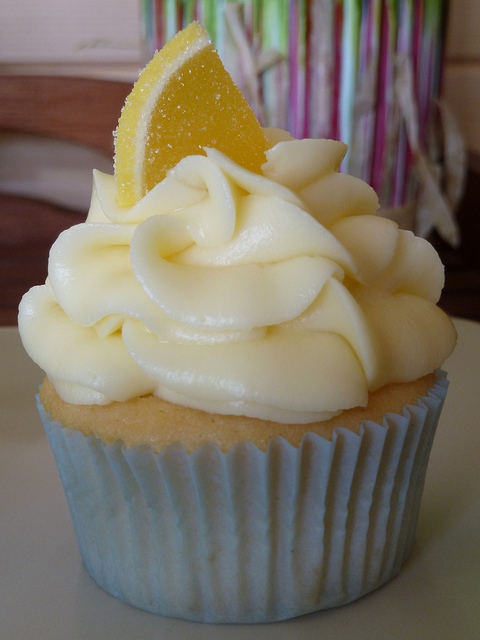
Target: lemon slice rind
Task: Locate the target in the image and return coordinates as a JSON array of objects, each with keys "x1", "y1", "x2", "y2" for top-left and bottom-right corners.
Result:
[{"x1": 115, "y1": 23, "x2": 211, "y2": 207}]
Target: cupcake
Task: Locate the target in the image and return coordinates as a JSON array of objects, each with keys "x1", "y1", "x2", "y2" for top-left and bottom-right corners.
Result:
[{"x1": 18, "y1": 23, "x2": 456, "y2": 623}]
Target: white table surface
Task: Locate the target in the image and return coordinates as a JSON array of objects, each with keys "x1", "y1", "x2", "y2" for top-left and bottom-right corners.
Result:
[{"x1": 1, "y1": 317, "x2": 479, "y2": 639}]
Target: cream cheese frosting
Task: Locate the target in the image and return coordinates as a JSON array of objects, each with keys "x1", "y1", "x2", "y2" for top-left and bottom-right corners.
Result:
[{"x1": 18, "y1": 131, "x2": 457, "y2": 423}]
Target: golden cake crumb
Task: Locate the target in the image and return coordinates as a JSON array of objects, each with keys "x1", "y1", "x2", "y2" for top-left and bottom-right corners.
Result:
[{"x1": 39, "y1": 373, "x2": 436, "y2": 454}]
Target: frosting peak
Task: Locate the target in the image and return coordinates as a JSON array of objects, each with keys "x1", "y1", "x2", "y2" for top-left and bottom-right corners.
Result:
[{"x1": 18, "y1": 133, "x2": 457, "y2": 423}]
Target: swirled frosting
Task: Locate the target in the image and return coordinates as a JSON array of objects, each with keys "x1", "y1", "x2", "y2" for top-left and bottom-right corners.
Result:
[{"x1": 18, "y1": 130, "x2": 457, "y2": 423}]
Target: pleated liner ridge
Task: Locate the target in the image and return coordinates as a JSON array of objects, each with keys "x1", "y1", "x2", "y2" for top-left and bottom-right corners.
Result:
[{"x1": 38, "y1": 372, "x2": 448, "y2": 623}]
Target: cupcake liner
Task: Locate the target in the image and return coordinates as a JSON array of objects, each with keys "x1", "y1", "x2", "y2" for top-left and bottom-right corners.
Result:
[{"x1": 38, "y1": 372, "x2": 448, "y2": 623}]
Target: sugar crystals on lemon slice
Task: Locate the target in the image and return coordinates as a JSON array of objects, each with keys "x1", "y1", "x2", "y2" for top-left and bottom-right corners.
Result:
[{"x1": 114, "y1": 21, "x2": 269, "y2": 207}]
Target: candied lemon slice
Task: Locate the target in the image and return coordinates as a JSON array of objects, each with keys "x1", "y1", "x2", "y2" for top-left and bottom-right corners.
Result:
[{"x1": 114, "y1": 21, "x2": 269, "y2": 207}]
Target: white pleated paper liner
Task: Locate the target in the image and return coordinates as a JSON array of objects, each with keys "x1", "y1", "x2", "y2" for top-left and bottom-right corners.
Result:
[{"x1": 37, "y1": 371, "x2": 448, "y2": 624}]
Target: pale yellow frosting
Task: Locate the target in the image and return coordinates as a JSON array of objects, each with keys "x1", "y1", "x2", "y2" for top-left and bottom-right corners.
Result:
[{"x1": 18, "y1": 130, "x2": 457, "y2": 423}]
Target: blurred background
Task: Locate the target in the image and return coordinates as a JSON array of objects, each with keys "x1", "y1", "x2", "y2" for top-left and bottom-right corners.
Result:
[{"x1": 0, "y1": 0, "x2": 479, "y2": 324}]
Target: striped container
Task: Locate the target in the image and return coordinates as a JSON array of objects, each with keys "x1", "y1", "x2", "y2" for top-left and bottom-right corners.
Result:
[{"x1": 141, "y1": 0, "x2": 463, "y2": 246}]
